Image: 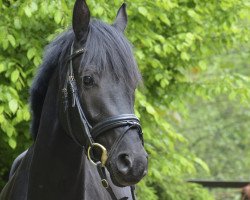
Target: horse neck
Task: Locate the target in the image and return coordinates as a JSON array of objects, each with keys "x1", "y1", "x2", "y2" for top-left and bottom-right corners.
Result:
[{"x1": 27, "y1": 70, "x2": 85, "y2": 199}]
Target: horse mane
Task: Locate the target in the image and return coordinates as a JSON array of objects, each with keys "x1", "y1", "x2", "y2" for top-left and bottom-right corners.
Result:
[
  {"x1": 30, "y1": 19, "x2": 141, "y2": 140},
  {"x1": 30, "y1": 30, "x2": 74, "y2": 139}
]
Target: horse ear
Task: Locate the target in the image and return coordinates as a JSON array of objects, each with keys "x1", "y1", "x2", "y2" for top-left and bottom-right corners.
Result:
[
  {"x1": 113, "y1": 3, "x2": 128, "y2": 32},
  {"x1": 72, "y1": 0, "x2": 90, "y2": 42}
]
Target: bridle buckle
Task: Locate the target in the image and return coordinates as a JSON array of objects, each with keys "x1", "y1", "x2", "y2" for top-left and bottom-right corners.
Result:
[{"x1": 101, "y1": 179, "x2": 109, "y2": 188}]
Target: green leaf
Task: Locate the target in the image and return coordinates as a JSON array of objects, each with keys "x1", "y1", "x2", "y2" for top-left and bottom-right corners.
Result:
[
  {"x1": 27, "y1": 48, "x2": 36, "y2": 60},
  {"x1": 146, "y1": 105, "x2": 156, "y2": 115},
  {"x1": 135, "y1": 50, "x2": 145, "y2": 60},
  {"x1": 198, "y1": 60, "x2": 207, "y2": 70},
  {"x1": 0, "y1": 63, "x2": 5, "y2": 73},
  {"x1": 160, "y1": 79, "x2": 169, "y2": 88},
  {"x1": 229, "y1": 91, "x2": 237, "y2": 100},
  {"x1": 180, "y1": 52, "x2": 190, "y2": 61},
  {"x1": 54, "y1": 10, "x2": 62, "y2": 24},
  {"x1": 6, "y1": 127, "x2": 14, "y2": 137},
  {"x1": 30, "y1": 2, "x2": 38, "y2": 12},
  {"x1": 138, "y1": 7, "x2": 148, "y2": 16},
  {"x1": 154, "y1": 45, "x2": 162, "y2": 55},
  {"x1": 23, "y1": 109, "x2": 31, "y2": 121},
  {"x1": 194, "y1": 158, "x2": 210, "y2": 173},
  {"x1": 14, "y1": 18, "x2": 22, "y2": 29},
  {"x1": 24, "y1": 6, "x2": 32, "y2": 17},
  {"x1": 9, "y1": 99, "x2": 19, "y2": 113},
  {"x1": 7, "y1": 34, "x2": 16, "y2": 47},
  {"x1": 155, "y1": 73, "x2": 163, "y2": 81},
  {"x1": 2, "y1": 39, "x2": 9, "y2": 50},
  {"x1": 0, "y1": 114, "x2": 4, "y2": 123},
  {"x1": 8, "y1": 138, "x2": 17, "y2": 149},
  {"x1": 0, "y1": 106, "x2": 3, "y2": 114},
  {"x1": 34, "y1": 56, "x2": 41, "y2": 66},
  {"x1": 159, "y1": 14, "x2": 171, "y2": 26},
  {"x1": 95, "y1": 6, "x2": 104, "y2": 15},
  {"x1": 187, "y1": 9, "x2": 201, "y2": 23},
  {"x1": 11, "y1": 70, "x2": 20, "y2": 82}
]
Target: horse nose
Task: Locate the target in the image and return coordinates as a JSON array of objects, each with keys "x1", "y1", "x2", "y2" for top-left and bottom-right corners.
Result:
[
  {"x1": 116, "y1": 153, "x2": 148, "y2": 178},
  {"x1": 117, "y1": 153, "x2": 132, "y2": 175}
]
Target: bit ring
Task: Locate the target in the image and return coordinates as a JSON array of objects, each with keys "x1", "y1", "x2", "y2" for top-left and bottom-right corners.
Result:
[{"x1": 87, "y1": 143, "x2": 108, "y2": 166}]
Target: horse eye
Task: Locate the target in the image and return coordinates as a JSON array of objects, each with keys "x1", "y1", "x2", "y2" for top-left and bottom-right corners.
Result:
[{"x1": 83, "y1": 76, "x2": 94, "y2": 87}]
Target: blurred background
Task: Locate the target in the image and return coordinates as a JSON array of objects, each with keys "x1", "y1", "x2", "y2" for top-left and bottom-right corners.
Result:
[{"x1": 0, "y1": 0, "x2": 249, "y2": 199}]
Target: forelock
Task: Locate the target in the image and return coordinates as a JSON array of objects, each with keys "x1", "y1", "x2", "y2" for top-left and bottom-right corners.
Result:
[{"x1": 79, "y1": 19, "x2": 142, "y2": 90}]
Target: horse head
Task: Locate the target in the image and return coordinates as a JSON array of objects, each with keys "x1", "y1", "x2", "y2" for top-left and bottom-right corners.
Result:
[{"x1": 59, "y1": 0, "x2": 148, "y2": 187}]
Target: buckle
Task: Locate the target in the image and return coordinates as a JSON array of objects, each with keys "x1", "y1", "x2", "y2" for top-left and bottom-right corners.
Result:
[{"x1": 101, "y1": 179, "x2": 109, "y2": 188}]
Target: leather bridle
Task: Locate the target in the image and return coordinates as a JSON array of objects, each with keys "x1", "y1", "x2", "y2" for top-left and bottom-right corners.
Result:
[{"x1": 61, "y1": 42, "x2": 143, "y2": 200}]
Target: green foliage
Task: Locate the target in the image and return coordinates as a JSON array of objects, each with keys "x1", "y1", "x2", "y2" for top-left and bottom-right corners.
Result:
[
  {"x1": 171, "y1": 47, "x2": 250, "y2": 199},
  {"x1": 0, "y1": 0, "x2": 249, "y2": 199}
]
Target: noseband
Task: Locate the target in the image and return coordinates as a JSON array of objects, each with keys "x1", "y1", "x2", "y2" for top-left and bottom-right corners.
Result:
[{"x1": 61, "y1": 42, "x2": 143, "y2": 200}]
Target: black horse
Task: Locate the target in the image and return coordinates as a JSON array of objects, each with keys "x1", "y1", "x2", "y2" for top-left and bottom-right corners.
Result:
[{"x1": 0, "y1": 0, "x2": 148, "y2": 199}]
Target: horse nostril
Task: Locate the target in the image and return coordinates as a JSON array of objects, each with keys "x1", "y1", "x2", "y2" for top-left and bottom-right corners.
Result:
[{"x1": 117, "y1": 154, "x2": 132, "y2": 175}]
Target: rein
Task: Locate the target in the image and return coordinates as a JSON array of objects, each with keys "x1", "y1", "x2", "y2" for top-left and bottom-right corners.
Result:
[{"x1": 61, "y1": 42, "x2": 143, "y2": 200}]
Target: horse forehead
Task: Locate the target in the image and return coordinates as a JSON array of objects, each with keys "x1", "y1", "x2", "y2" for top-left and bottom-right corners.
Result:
[{"x1": 79, "y1": 61, "x2": 132, "y2": 85}]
